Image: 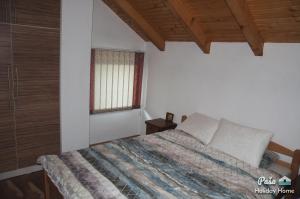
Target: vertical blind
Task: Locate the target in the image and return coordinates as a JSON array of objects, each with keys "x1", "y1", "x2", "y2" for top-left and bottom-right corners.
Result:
[{"x1": 90, "y1": 49, "x2": 144, "y2": 112}]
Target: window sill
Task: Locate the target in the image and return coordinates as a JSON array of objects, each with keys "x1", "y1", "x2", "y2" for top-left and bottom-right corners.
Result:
[{"x1": 90, "y1": 106, "x2": 140, "y2": 115}]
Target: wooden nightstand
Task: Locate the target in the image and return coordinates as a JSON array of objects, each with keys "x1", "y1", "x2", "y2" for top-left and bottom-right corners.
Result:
[{"x1": 145, "y1": 118, "x2": 177, "y2": 135}]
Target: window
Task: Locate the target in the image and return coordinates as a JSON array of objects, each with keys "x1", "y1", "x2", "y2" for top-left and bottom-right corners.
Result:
[{"x1": 90, "y1": 49, "x2": 144, "y2": 113}]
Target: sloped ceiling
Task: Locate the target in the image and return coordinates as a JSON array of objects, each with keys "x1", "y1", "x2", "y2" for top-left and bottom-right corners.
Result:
[{"x1": 103, "y1": 0, "x2": 300, "y2": 55}]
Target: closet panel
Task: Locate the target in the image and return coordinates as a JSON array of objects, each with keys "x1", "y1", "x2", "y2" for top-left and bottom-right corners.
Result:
[
  {"x1": 11, "y1": 26, "x2": 59, "y2": 81},
  {"x1": 0, "y1": 0, "x2": 12, "y2": 23},
  {"x1": 13, "y1": 0, "x2": 60, "y2": 28},
  {"x1": 12, "y1": 25, "x2": 60, "y2": 167},
  {"x1": 0, "y1": 100, "x2": 16, "y2": 171},
  {"x1": 0, "y1": 23, "x2": 17, "y2": 172}
]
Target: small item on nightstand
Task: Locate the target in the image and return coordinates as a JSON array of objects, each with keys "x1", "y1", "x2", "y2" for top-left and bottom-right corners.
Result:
[
  {"x1": 165, "y1": 112, "x2": 174, "y2": 122},
  {"x1": 145, "y1": 118, "x2": 177, "y2": 135}
]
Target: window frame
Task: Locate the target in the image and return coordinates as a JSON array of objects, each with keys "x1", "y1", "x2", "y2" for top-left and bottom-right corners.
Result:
[{"x1": 90, "y1": 49, "x2": 144, "y2": 114}]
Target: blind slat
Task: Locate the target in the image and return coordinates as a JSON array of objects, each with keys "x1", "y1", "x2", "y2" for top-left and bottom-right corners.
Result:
[
  {"x1": 111, "y1": 52, "x2": 114, "y2": 109},
  {"x1": 127, "y1": 53, "x2": 131, "y2": 107}
]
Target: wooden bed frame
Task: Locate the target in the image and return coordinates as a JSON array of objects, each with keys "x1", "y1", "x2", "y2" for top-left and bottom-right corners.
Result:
[
  {"x1": 44, "y1": 171, "x2": 63, "y2": 199},
  {"x1": 44, "y1": 116, "x2": 300, "y2": 199}
]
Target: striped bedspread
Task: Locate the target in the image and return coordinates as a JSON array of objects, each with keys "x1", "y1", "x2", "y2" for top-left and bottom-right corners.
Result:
[{"x1": 39, "y1": 130, "x2": 280, "y2": 199}]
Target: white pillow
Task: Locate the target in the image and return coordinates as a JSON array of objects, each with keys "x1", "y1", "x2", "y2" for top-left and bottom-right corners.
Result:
[
  {"x1": 176, "y1": 112, "x2": 219, "y2": 144},
  {"x1": 209, "y1": 119, "x2": 273, "y2": 168}
]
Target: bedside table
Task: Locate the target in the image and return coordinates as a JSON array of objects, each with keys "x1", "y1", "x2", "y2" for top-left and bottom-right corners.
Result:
[{"x1": 145, "y1": 118, "x2": 177, "y2": 135}]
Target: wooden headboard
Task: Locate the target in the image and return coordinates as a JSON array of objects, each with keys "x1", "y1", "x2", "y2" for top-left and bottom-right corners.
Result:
[{"x1": 181, "y1": 115, "x2": 300, "y2": 179}]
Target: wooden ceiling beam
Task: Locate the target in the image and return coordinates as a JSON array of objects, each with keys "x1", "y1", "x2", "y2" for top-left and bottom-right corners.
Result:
[
  {"x1": 110, "y1": 0, "x2": 165, "y2": 51},
  {"x1": 225, "y1": 0, "x2": 264, "y2": 56},
  {"x1": 165, "y1": 0, "x2": 211, "y2": 54}
]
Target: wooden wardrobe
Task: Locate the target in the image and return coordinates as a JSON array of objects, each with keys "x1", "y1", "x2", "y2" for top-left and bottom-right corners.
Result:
[{"x1": 0, "y1": 0, "x2": 60, "y2": 172}]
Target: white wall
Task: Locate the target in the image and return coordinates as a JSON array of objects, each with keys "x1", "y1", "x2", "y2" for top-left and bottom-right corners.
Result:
[
  {"x1": 61, "y1": 0, "x2": 93, "y2": 152},
  {"x1": 92, "y1": 0, "x2": 145, "y2": 51},
  {"x1": 89, "y1": 0, "x2": 147, "y2": 144},
  {"x1": 146, "y1": 42, "x2": 300, "y2": 150}
]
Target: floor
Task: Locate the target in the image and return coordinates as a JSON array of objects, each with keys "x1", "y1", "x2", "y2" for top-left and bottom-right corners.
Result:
[{"x1": 0, "y1": 171, "x2": 44, "y2": 199}]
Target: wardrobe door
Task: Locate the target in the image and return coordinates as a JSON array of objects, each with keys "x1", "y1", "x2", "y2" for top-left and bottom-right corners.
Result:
[
  {"x1": 0, "y1": 23, "x2": 17, "y2": 172},
  {"x1": 13, "y1": 0, "x2": 60, "y2": 28},
  {"x1": 12, "y1": 25, "x2": 60, "y2": 167},
  {"x1": 0, "y1": 0, "x2": 12, "y2": 23}
]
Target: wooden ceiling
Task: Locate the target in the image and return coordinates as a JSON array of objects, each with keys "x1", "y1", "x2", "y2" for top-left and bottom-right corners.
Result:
[{"x1": 103, "y1": 0, "x2": 300, "y2": 56}]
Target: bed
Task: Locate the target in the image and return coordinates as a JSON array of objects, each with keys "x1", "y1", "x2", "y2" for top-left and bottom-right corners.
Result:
[{"x1": 40, "y1": 116, "x2": 300, "y2": 199}]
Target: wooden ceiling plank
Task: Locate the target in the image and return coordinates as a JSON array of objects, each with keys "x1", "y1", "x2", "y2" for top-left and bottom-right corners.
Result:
[
  {"x1": 225, "y1": 0, "x2": 264, "y2": 56},
  {"x1": 165, "y1": 0, "x2": 211, "y2": 53},
  {"x1": 110, "y1": 0, "x2": 165, "y2": 51}
]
